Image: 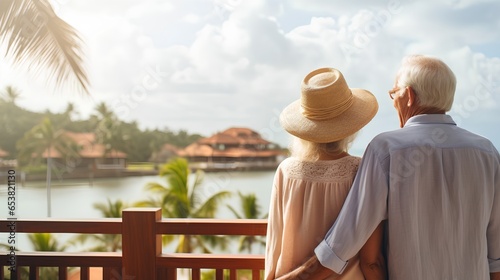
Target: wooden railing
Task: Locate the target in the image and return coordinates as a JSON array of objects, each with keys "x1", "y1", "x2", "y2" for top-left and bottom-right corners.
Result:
[{"x1": 0, "y1": 208, "x2": 267, "y2": 280}]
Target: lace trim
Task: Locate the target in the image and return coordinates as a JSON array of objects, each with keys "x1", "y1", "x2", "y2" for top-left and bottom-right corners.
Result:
[{"x1": 281, "y1": 156, "x2": 361, "y2": 182}]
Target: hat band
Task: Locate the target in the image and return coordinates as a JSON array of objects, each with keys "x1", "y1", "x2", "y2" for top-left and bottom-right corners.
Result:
[{"x1": 301, "y1": 95, "x2": 354, "y2": 121}]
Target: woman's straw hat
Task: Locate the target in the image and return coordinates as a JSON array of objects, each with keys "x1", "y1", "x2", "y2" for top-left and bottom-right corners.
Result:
[{"x1": 280, "y1": 67, "x2": 378, "y2": 143}]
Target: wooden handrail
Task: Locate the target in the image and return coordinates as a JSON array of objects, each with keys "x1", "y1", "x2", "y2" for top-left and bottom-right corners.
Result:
[
  {"x1": 157, "y1": 218, "x2": 267, "y2": 235},
  {"x1": 0, "y1": 218, "x2": 267, "y2": 235},
  {"x1": 0, "y1": 219, "x2": 122, "y2": 234},
  {"x1": 0, "y1": 208, "x2": 268, "y2": 280},
  {"x1": 0, "y1": 252, "x2": 121, "y2": 266},
  {"x1": 158, "y1": 253, "x2": 264, "y2": 268}
]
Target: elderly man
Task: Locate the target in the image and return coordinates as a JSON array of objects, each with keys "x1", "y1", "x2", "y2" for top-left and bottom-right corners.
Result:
[{"x1": 276, "y1": 55, "x2": 500, "y2": 280}]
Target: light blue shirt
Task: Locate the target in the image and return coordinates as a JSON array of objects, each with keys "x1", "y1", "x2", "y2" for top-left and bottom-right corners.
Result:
[{"x1": 315, "y1": 114, "x2": 500, "y2": 280}]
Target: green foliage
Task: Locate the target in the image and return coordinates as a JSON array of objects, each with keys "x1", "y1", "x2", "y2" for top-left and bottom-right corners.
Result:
[
  {"x1": 0, "y1": 0, "x2": 89, "y2": 93},
  {"x1": 135, "y1": 157, "x2": 232, "y2": 253},
  {"x1": 0, "y1": 88, "x2": 42, "y2": 159},
  {"x1": 27, "y1": 233, "x2": 67, "y2": 280},
  {"x1": 0, "y1": 90, "x2": 202, "y2": 163},
  {"x1": 227, "y1": 192, "x2": 267, "y2": 253},
  {"x1": 69, "y1": 199, "x2": 125, "y2": 252},
  {"x1": 19, "y1": 164, "x2": 47, "y2": 174},
  {"x1": 201, "y1": 269, "x2": 264, "y2": 280},
  {"x1": 16, "y1": 117, "x2": 80, "y2": 167},
  {"x1": 94, "y1": 198, "x2": 126, "y2": 218},
  {"x1": 28, "y1": 233, "x2": 67, "y2": 252}
]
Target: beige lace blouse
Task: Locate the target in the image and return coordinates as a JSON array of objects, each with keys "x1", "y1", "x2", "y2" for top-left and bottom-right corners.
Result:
[{"x1": 265, "y1": 156, "x2": 365, "y2": 280}]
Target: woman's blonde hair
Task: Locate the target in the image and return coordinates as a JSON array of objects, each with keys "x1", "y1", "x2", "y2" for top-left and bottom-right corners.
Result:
[{"x1": 290, "y1": 133, "x2": 357, "y2": 162}]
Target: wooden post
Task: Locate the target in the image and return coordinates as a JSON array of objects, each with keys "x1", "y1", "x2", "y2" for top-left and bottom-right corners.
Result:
[{"x1": 122, "y1": 208, "x2": 162, "y2": 280}]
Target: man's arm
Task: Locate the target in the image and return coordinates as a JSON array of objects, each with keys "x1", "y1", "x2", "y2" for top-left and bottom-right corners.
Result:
[
  {"x1": 488, "y1": 153, "x2": 500, "y2": 280},
  {"x1": 275, "y1": 255, "x2": 337, "y2": 280},
  {"x1": 359, "y1": 221, "x2": 387, "y2": 280}
]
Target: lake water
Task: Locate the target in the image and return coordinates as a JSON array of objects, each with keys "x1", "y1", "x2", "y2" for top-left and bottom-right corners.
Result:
[{"x1": 0, "y1": 170, "x2": 276, "y2": 253}]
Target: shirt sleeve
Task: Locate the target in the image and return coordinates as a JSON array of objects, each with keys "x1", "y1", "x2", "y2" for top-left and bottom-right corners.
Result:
[
  {"x1": 488, "y1": 152, "x2": 500, "y2": 272},
  {"x1": 315, "y1": 144, "x2": 388, "y2": 274},
  {"x1": 265, "y1": 169, "x2": 283, "y2": 280}
]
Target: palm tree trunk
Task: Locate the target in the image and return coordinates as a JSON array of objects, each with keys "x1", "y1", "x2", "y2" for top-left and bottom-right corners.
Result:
[{"x1": 46, "y1": 149, "x2": 52, "y2": 217}]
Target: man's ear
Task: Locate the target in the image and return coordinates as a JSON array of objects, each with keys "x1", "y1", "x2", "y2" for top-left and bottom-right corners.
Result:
[{"x1": 407, "y1": 86, "x2": 416, "y2": 107}]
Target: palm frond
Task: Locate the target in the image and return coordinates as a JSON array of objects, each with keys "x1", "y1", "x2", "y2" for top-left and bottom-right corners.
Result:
[
  {"x1": 68, "y1": 233, "x2": 121, "y2": 252},
  {"x1": 28, "y1": 233, "x2": 65, "y2": 251},
  {"x1": 134, "y1": 197, "x2": 175, "y2": 217},
  {"x1": 242, "y1": 192, "x2": 261, "y2": 218},
  {"x1": 0, "y1": 0, "x2": 89, "y2": 93},
  {"x1": 145, "y1": 182, "x2": 170, "y2": 194},
  {"x1": 226, "y1": 204, "x2": 242, "y2": 219},
  {"x1": 93, "y1": 198, "x2": 125, "y2": 218},
  {"x1": 193, "y1": 191, "x2": 232, "y2": 218},
  {"x1": 200, "y1": 235, "x2": 229, "y2": 252},
  {"x1": 160, "y1": 158, "x2": 189, "y2": 194},
  {"x1": 189, "y1": 169, "x2": 205, "y2": 210},
  {"x1": 161, "y1": 234, "x2": 175, "y2": 248}
]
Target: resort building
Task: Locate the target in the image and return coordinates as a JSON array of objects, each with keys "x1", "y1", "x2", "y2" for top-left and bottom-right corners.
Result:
[
  {"x1": 0, "y1": 148, "x2": 8, "y2": 159},
  {"x1": 178, "y1": 127, "x2": 286, "y2": 171},
  {"x1": 149, "y1": 143, "x2": 180, "y2": 165},
  {"x1": 40, "y1": 131, "x2": 127, "y2": 179}
]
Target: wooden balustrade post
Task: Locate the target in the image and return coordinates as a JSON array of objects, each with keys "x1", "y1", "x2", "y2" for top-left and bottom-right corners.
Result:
[{"x1": 122, "y1": 208, "x2": 162, "y2": 280}]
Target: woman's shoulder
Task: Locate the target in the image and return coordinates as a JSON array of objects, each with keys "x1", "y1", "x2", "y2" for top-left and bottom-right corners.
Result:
[{"x1": 279, "y1": 155, "x2": 361, "y2": 181}]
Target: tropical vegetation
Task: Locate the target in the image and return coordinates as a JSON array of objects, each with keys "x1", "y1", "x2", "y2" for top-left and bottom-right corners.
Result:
[
  {"x1": 1, "y1": 233, "x2": 69, "y2": 280},
  {"x1": 0, "y1": 1, "x2": 269, "y2": 277},
  {"x1": 17, "y1": 117, "x2": 80, "y2": 216},
  {"x1": 227, "y1": 191, "x2": 268, "y2": 253},
  {"x1": 0, "y1": 0, "x2": 89, "y2": 93},
  {"x1": 70, "y1": 199, "x2": 126, "y2": 252},
  {"x1": 135, "y1": 157, "x2": 232, "y2": 253},
  {"x1": 0, "y1": 91, "x2": 203, "y2": 164}
]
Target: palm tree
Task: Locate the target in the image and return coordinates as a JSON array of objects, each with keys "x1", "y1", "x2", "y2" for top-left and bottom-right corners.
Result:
[
  {"x1": 227, "y1": 192, "x2": 267, "y2": 253},
  {"x1": 29, "y1": 233, "x2": 67, "y2": 279},
  {"x1": 0, "y1": 85, "x2": 21, "y2": 105},
  {"x1": 94, "y1": 198, "x2": 126, "y2": 218},
  {"x1": 135, "y1": 157, "x2": 232, "y2": 253},
  {"x1": 63, "y1": 102, "x2": 77, "y2": 120},
  {"x1": 1, "y1": 233, "x2": 69, "y2": 279},
  {"x1": 70, "y1": 199, "x2": 125, "y2": 252},
  {"x1": 17, "y1": 117, "x2": 80, "y2": 217},
  {"x1": 93, "y1": 102, "x2": 126, "y2": 156},
  {"x1": 0, "y1": 0, "x2": 89, "y2": 93},
  {"x1": 29, "y1": 233, "x2": 67, "y2": 251}
]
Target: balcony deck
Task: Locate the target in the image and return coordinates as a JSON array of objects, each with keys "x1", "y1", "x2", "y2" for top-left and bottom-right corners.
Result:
[{"x1": 0, "y1": 208, "x2": 267, "y2": 280}]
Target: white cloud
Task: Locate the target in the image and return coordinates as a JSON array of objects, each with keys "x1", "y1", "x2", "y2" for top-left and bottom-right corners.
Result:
[{"x1": 2, "y1": 0, "x2": 499, "y2": 148}]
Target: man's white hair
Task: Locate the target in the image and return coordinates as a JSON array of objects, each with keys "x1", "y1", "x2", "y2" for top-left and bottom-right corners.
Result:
[{"x1": 397, "y1": 55, "x2": 456, "y2": 111}]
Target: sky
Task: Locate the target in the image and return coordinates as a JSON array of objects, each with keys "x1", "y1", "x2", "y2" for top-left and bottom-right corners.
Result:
[{"x1": 1, "y1": 0, "x2": 499, "y2": 154}]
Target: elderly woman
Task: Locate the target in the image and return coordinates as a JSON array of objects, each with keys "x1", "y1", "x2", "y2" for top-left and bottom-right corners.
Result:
[{"x1": 265, "y1": 67, "x2": 385, "y2": 280}]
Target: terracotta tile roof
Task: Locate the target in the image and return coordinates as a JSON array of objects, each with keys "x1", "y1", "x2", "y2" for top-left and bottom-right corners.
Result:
[
  {"x1": 178, "y1": 143, "x2": 214, "y2": 157},
  {"x1": 178, "y1": 144, "x2": 282, "y2": 158},
  {"x1": 41, "y1": 131, "x2": 127, "y2": 159},
  {"x1": 198, "y1": 127, "x2": 271, "y2": 146},
  {"x1": 0, "y1": 148, "x2": 9, "y2": 158},
  {"x1": 178, "y1": 127, "x2": 282, "y2": 158},
  {"x1": 198, "y1": 132, "x2": 241, "y2": 145},
  {"x1": 212, "y1": 148, "x2": 282, "y2": 157},
  {"x1": 224, "y1": 127, "x2": 272, "y2": 145},
  {"x1": 160, "y1": 143, "x2": 180, "y2": 153}
]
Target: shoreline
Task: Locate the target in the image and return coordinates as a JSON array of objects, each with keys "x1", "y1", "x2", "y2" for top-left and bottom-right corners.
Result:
[{"x1": 0, "y1": 166, "x2": 279, "y2": 184}]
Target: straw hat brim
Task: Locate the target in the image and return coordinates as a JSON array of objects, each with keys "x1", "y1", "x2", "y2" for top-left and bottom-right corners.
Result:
[{"x1": 280, "y1": 88, "x2": 378, "y2": 143}]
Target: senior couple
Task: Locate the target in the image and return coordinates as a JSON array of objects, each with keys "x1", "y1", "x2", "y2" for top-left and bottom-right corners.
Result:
[{"x1": 265, "y1": 55, "x2": 500, "y2": 280}]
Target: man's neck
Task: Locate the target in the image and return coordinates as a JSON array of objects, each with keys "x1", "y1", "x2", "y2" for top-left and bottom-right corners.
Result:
[{"x1": 401, "y1": 107, "x2": 445, "y2": 127}]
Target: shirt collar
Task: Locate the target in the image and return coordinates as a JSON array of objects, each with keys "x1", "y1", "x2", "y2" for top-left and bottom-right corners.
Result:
[{"x1": 404, "y1": 114, "x2": 457, "y2": 127}]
